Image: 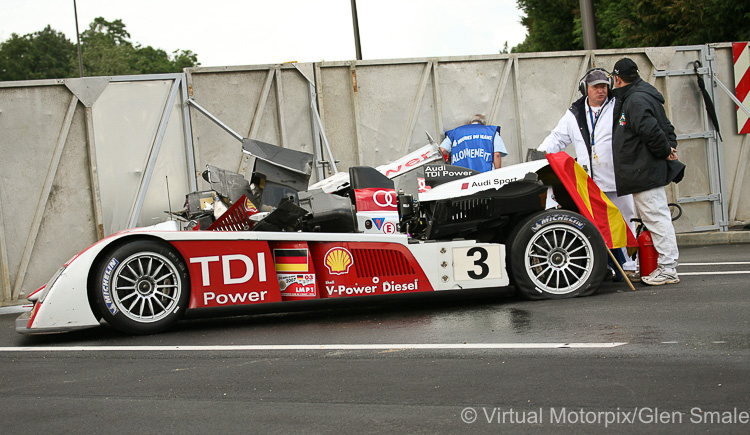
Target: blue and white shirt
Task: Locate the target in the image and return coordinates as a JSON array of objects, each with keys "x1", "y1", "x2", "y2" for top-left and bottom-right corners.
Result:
[{"x1": 440, "y1": 123, "x2": 507, "y2": 172}]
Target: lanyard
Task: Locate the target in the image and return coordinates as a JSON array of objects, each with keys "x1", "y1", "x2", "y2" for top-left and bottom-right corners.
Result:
[
  {"x1": 588, "y1": 103, "x2": 601, "y2": 147},
  {"x1": 587, "y1": 98, "x2": 610, "y2": 164}
]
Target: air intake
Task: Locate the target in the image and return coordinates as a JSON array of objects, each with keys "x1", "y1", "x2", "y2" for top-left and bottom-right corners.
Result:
[{"x1": 352, "y1": 249, "x2": 415, "y2": 278}]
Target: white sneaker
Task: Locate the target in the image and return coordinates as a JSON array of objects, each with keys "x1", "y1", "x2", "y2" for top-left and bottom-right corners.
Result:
[{"x1": 641, "y1": 266, "x2": 679, "y2": 286}]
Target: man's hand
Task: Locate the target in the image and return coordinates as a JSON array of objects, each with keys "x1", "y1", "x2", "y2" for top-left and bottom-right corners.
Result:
[
  {"x1": 667, "y1": 147, "x2": 678, "y2": 160},
  {"x1": 439, "y1": 147, "x2": 450, "y2": 163}
]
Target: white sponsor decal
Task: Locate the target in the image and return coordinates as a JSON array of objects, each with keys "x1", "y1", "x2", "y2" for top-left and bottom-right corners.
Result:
[
  {"x1": 381, "y1": 150, "x2": 434, "y2": 177},
  {"x1": 278, "y1": 273, "x2": 316, "y2": 297},
  {"x1": 424, "y1": 167, "x2": 475, "y2": 178},
  {"x1": 102, "y1": 258, "x2": 119, "y2": 314},
  {"x1": 190, "y1": 253, "x2": 267, "y2": 286},
  {"x1": 203, "y1": 291, "x2": 268, "y2": 305},
  {"x1": 373, "y1": 190, "x2": 397, "y2": 208},
  {"x1": 465, "y1": 177, "x2": 518, "y2": 188},
  {"x1": 531, "y1": 215, "x2": 585, "y2": 232},
  {"x1": 325, "y1": 279, "x2": 418, "y2": 295}
]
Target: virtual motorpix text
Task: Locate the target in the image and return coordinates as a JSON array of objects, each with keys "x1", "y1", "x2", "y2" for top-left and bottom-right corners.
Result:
[{"x1": 460, "y1": 407, "x2": 750, "y2": 427}]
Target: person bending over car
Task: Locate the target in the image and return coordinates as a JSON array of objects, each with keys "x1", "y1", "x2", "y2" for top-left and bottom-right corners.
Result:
[{"x1": 439, "y1": 114, "x2": 508, "y2": 172}]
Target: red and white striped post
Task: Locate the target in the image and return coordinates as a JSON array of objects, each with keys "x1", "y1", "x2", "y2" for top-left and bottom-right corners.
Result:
[{"x1": 733, "y1": 42, "x2": 750, "y2": 134}]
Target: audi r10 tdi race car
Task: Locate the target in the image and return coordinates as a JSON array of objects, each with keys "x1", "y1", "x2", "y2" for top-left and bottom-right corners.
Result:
[{"x1": 17, "y1": 138, "x2": 620, "y2": 335}]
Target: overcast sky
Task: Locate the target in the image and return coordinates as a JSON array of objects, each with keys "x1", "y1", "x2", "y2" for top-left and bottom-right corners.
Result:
[{"x1": 0, "y1": 0, "x2": 528, "y2": 67}]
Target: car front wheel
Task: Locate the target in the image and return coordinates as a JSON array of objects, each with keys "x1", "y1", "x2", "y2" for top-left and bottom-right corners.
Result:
[
  {"x1": 92, "y1": 239, "x2": 190, "y2": 334},
  {"x1": 508, "y1": 210, "x2": 607, "y2": 300}
]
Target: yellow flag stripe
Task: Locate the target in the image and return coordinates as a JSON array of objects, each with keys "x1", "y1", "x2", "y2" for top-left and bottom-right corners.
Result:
[
  {"x1": 600, "y1": 190, "x2": 629, "y2": 249},
  {"x1": 573, "y1": 163, "x2": 594, "y2": 216}
]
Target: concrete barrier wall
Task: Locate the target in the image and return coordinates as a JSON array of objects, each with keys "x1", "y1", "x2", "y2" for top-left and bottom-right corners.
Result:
[
  {"x1": 0, "y1": 74, "x2": 193, "y2": 301},
  {"x1": 1, "y1": 44, "x2": 747, "y2": 301}
]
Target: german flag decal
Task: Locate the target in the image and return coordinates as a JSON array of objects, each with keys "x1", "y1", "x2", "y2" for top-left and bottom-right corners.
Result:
[{"x1": 273, "y1": 249, "x2": 309, "y2": 272}]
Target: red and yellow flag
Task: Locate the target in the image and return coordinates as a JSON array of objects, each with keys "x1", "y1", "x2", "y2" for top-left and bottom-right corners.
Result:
[{"x1": 546, "y1": 152, "x2": 637, "y2": 249}]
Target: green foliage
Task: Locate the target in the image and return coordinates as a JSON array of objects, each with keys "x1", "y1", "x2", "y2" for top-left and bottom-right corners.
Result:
[
  {"x1": 514, "y1": 0, "x2": 750, "y2": 53},
  {"x1": 0, "y1": 26, "x2": 76, "y2": 81},
  {"x1": 514, "y1": 0, "x2": 580, "y2": 53},
  {"x1": 0, "y1": 17, "x2": 199, "y2": 81}
]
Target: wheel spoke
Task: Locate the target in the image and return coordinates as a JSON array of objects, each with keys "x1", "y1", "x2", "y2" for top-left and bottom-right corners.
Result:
[
  {"x1": 543, "y1": 267, "x2": 554, "y2": 286},
  {"x1": 127, "y1": 296, "x2": 140, "y2": 312},
  {"x1": 152, "y1": 262, "x2": 165, "y2": 279},
  {"x1": 155, "y1": 284, "x2": 177, "y2": 290},
  {"x1": 154, "y1": 290, "x2": 176, "y2": 302},
  {"x1": 119, "y1": 291, "x2": 137, "y2": 302},
  {"x1": 151, "y1": 298, "x2": 166, "y2": 313},
  {"x1": 146, "y1": 298, "x2": 156, "y2": 317},
  {"x1": 541, "y1": 233, "x2": 553, "y2": 250},
  {"x1": 564, "y1": 234, "x2": 577, "y2": 250},
  {"x1": 561, "y1": 268, "x2": 572, "y2": 287},
  {"x1": 528, "y1": 259, "x2": 549, "y2": 268},
  {"x1": 533, "y1": 241, "x2": 550, "y2": 254},
  {"x1": 126, "y1": 264, "x2": 139, "y2": 278},
  {"x1": 118, "y1": 275, "x2": 136, "y2": 283},
  {"x1": 154, "y1": 271, "x2": 175, "y2": 283},
  {"x1": 567, "y1": 244, "x2": 586, "y2": 255},
  {"x1": 560, "y1": 268, "x2": 577, "y2": 286}
]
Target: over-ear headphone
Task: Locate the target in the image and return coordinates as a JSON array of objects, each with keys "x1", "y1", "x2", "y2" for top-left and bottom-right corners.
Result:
[{"x1": 578, "y1": 67, "x2": 614, "y2": 96}]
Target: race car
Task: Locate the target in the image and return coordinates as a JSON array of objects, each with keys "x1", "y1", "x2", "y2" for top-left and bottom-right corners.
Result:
[{"x1": 16, "y1": 139, "x2": 613, "y2": 335}]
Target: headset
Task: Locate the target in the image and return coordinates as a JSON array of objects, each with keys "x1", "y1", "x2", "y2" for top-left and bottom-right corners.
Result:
[{"x1": 578, "y1": 67, "x2": 614, "y2": 96}]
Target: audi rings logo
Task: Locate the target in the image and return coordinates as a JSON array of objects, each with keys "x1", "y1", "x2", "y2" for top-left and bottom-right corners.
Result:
[{"x1": 373, "y1": 190, "x2": 397, "y2": 209}]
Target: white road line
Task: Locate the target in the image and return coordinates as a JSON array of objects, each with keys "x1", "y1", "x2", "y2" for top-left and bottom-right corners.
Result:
[
  {"x1": 680, "y1": 271, "x2": 750, "y2": 276},
  {"x1": 0, "y1": 343, "x2": 627, "y2": 352},
  {"x1": 680, "y1": 262, "x2": 750, "y2": 266}
]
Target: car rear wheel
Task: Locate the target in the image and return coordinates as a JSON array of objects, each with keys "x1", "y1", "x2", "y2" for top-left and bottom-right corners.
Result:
[
  {"x1": 92, "y1": 239, "x2": 189, "y2": 334},
  {"x1": 508, "y1": 210, "x2": 607, "y2": 300}
]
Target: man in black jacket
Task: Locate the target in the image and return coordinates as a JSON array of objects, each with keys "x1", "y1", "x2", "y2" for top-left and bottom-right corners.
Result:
[{"x1": 611, "y1": 58, "x2": 681, "y2": 286}]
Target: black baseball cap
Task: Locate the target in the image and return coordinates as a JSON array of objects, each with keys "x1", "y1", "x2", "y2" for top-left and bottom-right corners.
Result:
[{"x1": 612, "y1": 58, "x2": 639, "y2": 78}]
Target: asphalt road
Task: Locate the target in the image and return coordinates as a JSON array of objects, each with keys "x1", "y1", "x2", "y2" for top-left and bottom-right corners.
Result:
[{"x1": 1, "y1": 244, "x2": 749, "y2": 434}]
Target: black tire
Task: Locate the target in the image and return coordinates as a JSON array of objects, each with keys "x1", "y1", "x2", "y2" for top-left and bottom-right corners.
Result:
[
  {"x1": 92, "y1": 239, "x2": 189, "y2": 334},
  {"x1": 507, "y1": 210, "x2": 607, "y2": 300}
]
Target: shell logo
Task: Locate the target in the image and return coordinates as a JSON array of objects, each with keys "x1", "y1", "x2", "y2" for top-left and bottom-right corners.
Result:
[
  {"x1": 244, "y1": 198, "x2": 258, "y2": 213},
  {"x1": 324, "y1": 247, "x2": 353, "y2": 275}
]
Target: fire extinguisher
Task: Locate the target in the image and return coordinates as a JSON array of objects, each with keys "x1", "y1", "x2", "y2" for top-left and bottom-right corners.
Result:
[
  {"x1": 634, "y1": 203, "x2": 682, "y2": 277},
  {"x1": 637, "y1": 229, "x2": 658, "y2": 277}
]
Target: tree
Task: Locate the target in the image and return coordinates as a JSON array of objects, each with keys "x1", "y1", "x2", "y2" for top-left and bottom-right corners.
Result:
[
  {"x1": 80, "y1": 17, "x2": 137, "y2": 76},
  {"x1": 514, "y1": 0, "x2": 580, "y2": 53},
  {"x1": 81, "y1": 17, "x2": 199, "y2": 76},
  {"x1": 514, "y1": 0, "x2": 750, "y2": 53},
  {"x1": 0, "y1": 26, "x2": 76, "y2": 81},
  {"x1": 0, "y1": 17, "x2": 199, "y2": 81}
]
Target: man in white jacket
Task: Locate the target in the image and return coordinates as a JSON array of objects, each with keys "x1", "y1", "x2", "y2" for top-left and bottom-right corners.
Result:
[{"x1": 538, "y1": 68, "x2": 638, "y2": 279}]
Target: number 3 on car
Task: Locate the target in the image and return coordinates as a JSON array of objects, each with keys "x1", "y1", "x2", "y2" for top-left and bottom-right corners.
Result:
[{"x1": 452, "y1": 246, "x2": 502, "y2": 281}]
